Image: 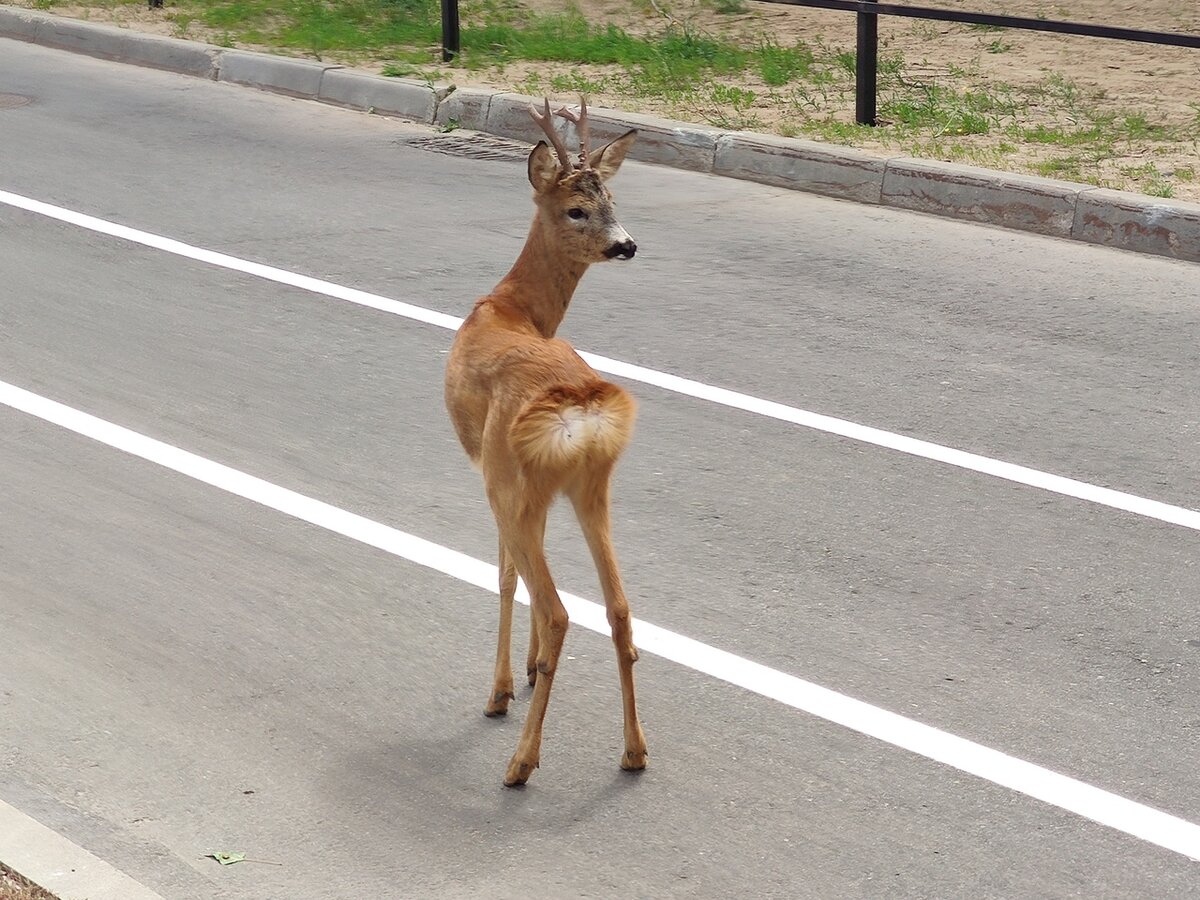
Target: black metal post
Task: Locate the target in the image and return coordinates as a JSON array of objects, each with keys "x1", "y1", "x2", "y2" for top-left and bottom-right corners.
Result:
[
  {"x1": 855, "y1": 0, "x2": 878, "y2": 125},
  {"x1": 441, "y1": 0, "x2": 461, "y2": 62}
]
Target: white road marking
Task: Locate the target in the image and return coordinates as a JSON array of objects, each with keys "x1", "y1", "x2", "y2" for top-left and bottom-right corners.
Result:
[
  {"x1": 1, "y1": 377, "x2": 1198, "y2": 863},
  {"x1": 2, "y1": 189, "x2": 1199, "y2": 533}
]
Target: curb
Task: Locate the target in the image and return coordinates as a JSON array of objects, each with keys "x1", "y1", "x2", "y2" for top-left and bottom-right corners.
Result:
[
  {"x1": 0, "y1": 799, "x2": 165, "y2": 900},
  {"x1": 1, "y1": 5, "x2": 1198, "y2": 263}
]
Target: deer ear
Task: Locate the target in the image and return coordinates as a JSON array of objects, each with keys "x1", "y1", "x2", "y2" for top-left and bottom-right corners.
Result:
[
  {"x1": 588, "y1": 130, "x2": 637, "y2": 182},
  {"x1": 528, "y1": 141, "x2": 561, "y2": 192}
]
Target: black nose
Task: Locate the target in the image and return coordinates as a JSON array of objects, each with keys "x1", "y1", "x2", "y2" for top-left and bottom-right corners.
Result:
[{"x1": 605, "y1": 240, "x2": 637, "y2": 260}]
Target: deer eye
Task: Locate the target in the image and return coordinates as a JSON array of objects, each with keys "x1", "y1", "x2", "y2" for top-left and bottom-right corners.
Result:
[{"x1": 567, "y1": 207, "x2": 588, "y2": 221}]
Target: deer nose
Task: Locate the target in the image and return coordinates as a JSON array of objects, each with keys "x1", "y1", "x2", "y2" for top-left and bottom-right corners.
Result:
[{"x1": 605, "y1": 239, "x2": 637, "y2": 260}]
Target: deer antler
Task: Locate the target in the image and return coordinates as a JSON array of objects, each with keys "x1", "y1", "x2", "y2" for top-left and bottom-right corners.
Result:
[
  {"x1": 528, "y1": 98, "x2": 574, "y2": 174},
  {"x1": 554, "y1": 96, "x2": 591, "y2": 171}
]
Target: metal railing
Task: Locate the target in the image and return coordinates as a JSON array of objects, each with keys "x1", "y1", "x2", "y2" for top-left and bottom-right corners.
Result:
[
  {"x1": 439, "y1": 0, "x2": 1200, "y2": 125},
  {"x1": 762, "y1": 0, "x2": 1200, "y2": 125}
]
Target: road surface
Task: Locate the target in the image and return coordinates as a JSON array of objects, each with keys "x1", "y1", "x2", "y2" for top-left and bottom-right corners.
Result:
[{"x1": 1, "y1": 38, "x2": 1198, "y2": 899}]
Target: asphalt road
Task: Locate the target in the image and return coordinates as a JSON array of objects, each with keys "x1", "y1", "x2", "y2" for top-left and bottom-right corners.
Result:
[{"x1": 2, "y1": 38, "x2": 1199, "y2": 900}]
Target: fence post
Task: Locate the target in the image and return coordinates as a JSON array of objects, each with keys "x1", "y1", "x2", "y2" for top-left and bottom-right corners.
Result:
[
  {"x1": 855, "y1": 0, "x2": 878, "y2": 125},
  {"x1": 441, "y1": 0, "x2": 460, "y2": 62}
]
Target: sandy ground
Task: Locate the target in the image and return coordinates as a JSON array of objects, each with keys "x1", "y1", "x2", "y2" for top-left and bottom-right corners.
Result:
[
  {"x1": 18, "y1": 0, "x2": 1200, "y2": 199},
  {"x1": 0, "y1": 866, "x2": 56, "y2": 900}
]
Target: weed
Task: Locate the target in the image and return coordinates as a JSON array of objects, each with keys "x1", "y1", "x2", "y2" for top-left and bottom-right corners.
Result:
[
  {"x1": 169, "y1": 12, "x2": 193, "y2": 37},
  {"x1": 757, "y1": 41, "x2": 813, "y2": 86},
  {"x1": 549, "y1": 72, "x2": 609, "y2": 94},
  {"x1": 1117, "y1": 113, "x2": 1170, "y2": 142},
  {"x1": 1035, "y1": 156, "x2": 1083, "y2": 180},
  {"x1": 698, "y1": 82, "x2": 760, "y2": 127},
  {"x1": 806, "y1": 118, "x2": 874, "y2": 145},
  {"x1": 878, "y1": 52, "x2": 904, "y2": 76},
  {"x1": 1034, "y1": 73, "x2": 1080, "y2": 108},
  {"x1": 880, "y1": 79, "x2": 1018, "y2": 137},
  {"x1": 704, "y1": 0, "x2": 748, "y2": 13},
  {"x1": 1118, "y1": 161, "x2": 1161, "y2": 179},
  {"x1": 1174, "y1": 166, "x2": 1196, "y2": 182},
  {"x1": 1118, "y1": 163, "x2": 1182, "y2": 200},
  {"x1": 985, "y1": 38, "x2": 1011, "y2": 54},
  {"x1": 518, "y1": 71, "x2": 543, "y2": 93},
  {"x1": 711, "y1": 83, "x2": 756, "y2": 105},
  {"x1": 1018, "y1": 123, "x2": 1106, "y2": 147}
]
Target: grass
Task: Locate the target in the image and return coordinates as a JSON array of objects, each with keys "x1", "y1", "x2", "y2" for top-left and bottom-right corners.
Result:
[
  {"x1": 18, "y1": 0, "x2": 1200, "y2": 197},
  {"x1": 1034, "y1": 155, "x2": 1084, "y2": 180},
  {"x1": 703, "y1": 0, "x2": 748, "y2": 12},
  {"x1": 1, "y1": 865, "x2": 58, "y2": 900}
]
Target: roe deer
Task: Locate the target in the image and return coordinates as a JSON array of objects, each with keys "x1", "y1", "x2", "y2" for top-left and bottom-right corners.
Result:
[{"x1": 444, "y1": 98, "x2": 647, "y2": 786}]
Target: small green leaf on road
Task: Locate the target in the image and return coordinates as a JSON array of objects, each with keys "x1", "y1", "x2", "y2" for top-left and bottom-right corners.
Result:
[{"x1": 206, "y1": 851, "x2": 247, "y2": 866}]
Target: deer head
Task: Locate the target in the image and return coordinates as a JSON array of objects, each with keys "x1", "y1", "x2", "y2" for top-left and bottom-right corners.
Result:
[{"x1": 527, "y1": 97, "x2": 638, "y2": 265}]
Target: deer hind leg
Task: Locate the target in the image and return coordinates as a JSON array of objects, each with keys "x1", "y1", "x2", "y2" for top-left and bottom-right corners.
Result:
[
  {"x1": 494, "y1": 501, "x2": 569, "y2": 787},
  {"x1": 526, "y1": 609, "x2": 540, "y2": 687},
  {"x1": 568, "y1": 472, "x2": 648, "y2": 772},
  {"x1": 484, "y1": 537, "x2": 518, "y2": 717}
]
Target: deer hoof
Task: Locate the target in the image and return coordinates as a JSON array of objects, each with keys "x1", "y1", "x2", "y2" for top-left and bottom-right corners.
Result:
[
  {"x1": 484, "y1": 690, "x2": 515, "y2": 717},
  {"x1": 526, "y1": 666, "x2": 538, "y2": 687},
  {"x1": 620, "y1": 748, "x2": 648, "y2": 771},
  {"x1": 504, "y1": 757, "x2": 538, "y2": 786}
]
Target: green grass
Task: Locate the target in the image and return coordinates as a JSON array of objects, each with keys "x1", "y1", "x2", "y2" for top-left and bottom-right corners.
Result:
[
  {"x1": 1034, "y1": 155, "x2": 1083, "y2": 180},
  {"x1": 758, "y1": 40, "x2": 813, "y2": 86},
  {"x1": 158, "y1": 0, "x2": 812, "y2": 85},
  {"x1": 1115, "y1": 112, "x2": 1171, "y2": 142},
  {"x1": 703, "y1": 0, "x2": 748, "y2": 13}
]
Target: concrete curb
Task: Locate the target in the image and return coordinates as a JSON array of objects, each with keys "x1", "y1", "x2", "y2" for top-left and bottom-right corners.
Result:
[
  {"x1": 2, "y1": 5, "x2": 1198, "y2": 264},
  {"x1": 714, "y1": 132, "x2": 889, "y2": 204},
  {"x1": 0, "y1": 798, "x2": 165, "y2": 900},
  {"x1": 881, "y1": 157, "x2": 1081, "y2": 237},
  {"x1": 217, "y1": 47, "x2": 336, "y2": 98}
]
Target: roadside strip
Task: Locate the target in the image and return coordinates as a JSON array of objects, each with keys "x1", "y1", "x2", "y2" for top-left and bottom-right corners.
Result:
[{"x1": 1, "y1": 4, "x2": 1199, "y2": 263}]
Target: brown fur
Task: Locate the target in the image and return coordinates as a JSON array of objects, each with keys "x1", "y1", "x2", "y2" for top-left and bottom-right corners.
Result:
[{"x1": 444, "y1": 115, "x2": 646, "y2": 786}]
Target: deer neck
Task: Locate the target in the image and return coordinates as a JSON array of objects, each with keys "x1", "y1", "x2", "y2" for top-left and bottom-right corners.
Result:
[{"x1": 493, "y1": 214, "x2": 589, "y2": 338}]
